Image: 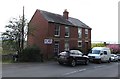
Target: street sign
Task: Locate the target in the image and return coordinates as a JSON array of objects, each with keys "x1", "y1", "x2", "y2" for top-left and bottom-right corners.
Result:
[{"x1": 44, "y1": 39, "x2": 52, "y2": 44}]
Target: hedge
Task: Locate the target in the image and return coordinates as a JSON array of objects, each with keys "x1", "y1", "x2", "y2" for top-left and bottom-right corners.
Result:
[{"x1": 19, "y1": 46, "x2": 43, "y2": 62}]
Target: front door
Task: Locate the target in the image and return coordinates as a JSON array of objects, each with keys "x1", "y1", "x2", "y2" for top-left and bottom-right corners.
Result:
[{"x1": 54, "y1": 41, "x2": 59, "y2": 56}]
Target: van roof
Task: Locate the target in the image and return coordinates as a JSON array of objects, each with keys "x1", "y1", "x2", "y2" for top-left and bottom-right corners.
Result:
[{"x1": 92, "y1": 47, "x2": 109, "y2": 50}]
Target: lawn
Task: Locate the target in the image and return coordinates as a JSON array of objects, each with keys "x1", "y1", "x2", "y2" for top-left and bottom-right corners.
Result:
[{"x1": 0, "y1": 47, "x2": 2, "y2": 54}]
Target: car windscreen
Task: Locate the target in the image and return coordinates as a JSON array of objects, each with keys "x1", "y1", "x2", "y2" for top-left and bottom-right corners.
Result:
[{"x1": 92, "y1": 50, "x2": 100, "y2": 54}]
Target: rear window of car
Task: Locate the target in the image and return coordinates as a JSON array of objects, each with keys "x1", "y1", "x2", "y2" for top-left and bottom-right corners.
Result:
[
  {"x1": 59, "y1": 52, "x2": 67, "y2": 55},
  {"x1": 70, "y1": 50, "x2": 82, "y2": 55}
]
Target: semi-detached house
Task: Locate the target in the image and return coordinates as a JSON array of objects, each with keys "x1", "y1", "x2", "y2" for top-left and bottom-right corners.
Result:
[{"x1": 27, "y1": 9, "x2": 92, "y2": 59}]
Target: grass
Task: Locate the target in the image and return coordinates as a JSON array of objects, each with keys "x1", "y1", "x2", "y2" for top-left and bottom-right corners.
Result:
[
  {"x1": 2, "y1": 59, "x2": 13, "y2": 63},
  {"x1": 0, "y1": 47, "x2": 2, "y2": 54}
]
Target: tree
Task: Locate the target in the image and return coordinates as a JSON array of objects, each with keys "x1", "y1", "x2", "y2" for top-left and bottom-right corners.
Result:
[
  {"x1": 2, "y1": 15, "x2": 28, "y2": 55},
  {"x1": 107, "y1": 44, "x2": 120, "y2": 54},
  {"x1": 91, "y1": 43, "x2": 106, "y2": 48}
]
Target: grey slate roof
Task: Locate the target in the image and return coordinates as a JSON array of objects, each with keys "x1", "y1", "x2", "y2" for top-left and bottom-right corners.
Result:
[
  {"x1": 68, "y1": 17, "x2": 90, "y2": 28},
  {"x1": 39, "y1": 10, "x2": 91, "y2": 29}
]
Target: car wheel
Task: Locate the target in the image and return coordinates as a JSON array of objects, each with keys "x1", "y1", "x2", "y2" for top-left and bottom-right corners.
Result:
[
  {"x1": 108, "y1": 58, "x2": 111, "y2": 63},
  {"x1": 71, "y1": 59, "x2": 76, "y2": 67},
  {"x1": 85, "y1": 59, "x2": 89, "y2": 65},
  {"x1": 98, "y1": 59, "x2": 101, "y2": 64},
  {"x1": 116, "y1": 60, "x2": 119, "y2": 62},
  {"x1": 58, "y1": 61, "x2": 63, "y2": 65}
]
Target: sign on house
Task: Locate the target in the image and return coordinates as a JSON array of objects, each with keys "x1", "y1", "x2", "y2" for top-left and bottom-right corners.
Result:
[{"x1": 44, "y1": 39, "x2": 52, "y2": 44}]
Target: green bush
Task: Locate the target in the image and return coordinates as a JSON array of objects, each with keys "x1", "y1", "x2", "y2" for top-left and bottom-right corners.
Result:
[
  {"x1": 19, "y1": 46, "x2": 43, "y2": 62},
  {"x1": 92, "y1": 43, "x2": 105, "y2": 48}
]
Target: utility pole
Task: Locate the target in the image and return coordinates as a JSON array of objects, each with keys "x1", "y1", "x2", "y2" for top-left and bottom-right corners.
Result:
[{"x1": 21, "y1": 6, "x2": 24, "y2": 51}]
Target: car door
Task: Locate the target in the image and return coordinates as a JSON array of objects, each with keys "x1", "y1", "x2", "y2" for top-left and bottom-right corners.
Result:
[
  {"x1": 100, "y1": 51, "x2": 104, "y2": 61},
  {"x1": 103, "y1": 51, "x2": 108, "y2": 61},
  {"x1": 76, "y1": 51, "x2": 84, "y2": 63}
]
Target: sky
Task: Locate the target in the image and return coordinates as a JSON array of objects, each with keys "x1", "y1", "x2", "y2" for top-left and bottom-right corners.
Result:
[{"x1": 0, "y1": 0, "x2": 119, "y2": 43}]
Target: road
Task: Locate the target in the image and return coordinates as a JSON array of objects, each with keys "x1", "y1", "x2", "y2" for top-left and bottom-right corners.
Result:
[{"x1": 2, "y1": 61, "x2": 119, "y2": 77}]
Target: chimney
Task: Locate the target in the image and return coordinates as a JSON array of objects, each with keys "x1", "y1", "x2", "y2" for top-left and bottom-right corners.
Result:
[{"x1": 63, "y1": 9, "x2": 69, "y2": 19}]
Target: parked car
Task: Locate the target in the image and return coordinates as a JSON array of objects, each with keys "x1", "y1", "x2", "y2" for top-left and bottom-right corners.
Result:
[
  {"x1": 88, "y1": 47, "x2": 111, "y2": 63},
  {"x1": 57, "y1": 50, "x2": 89, "y2": 67},
  {"x1": 117, "y1": 54, "x2": 120, "y2": 61},
  {"x1": 110, "y1": 54, "x2": 119, "y2": 62}
]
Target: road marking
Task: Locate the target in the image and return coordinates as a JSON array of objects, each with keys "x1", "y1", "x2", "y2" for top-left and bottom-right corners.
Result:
[
  {"x1": 64, "y1": 69, "x2": 86, "y2": 75},
  {"x1": 78, "y1": 69, "x2": 86, "y2": 72},
  {"x1": 94, "y1": 65, "x2": 106, "y2": 69},
  {"x1": 63, "y1": 63, "x2": 118, "y2": 76}
]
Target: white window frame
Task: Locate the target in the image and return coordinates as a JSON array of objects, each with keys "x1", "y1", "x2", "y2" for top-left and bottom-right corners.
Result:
[
  {"x1": 78, "y1": 28, "x2": 82, "y2": 38},
  {"x1": 78, "y1": 41, "x2": 82, "y2": 47},
  {"x1": 65, "y1": 26, "x2": 70, "y2": 37},
  {"x1": 85, "y1": 29, "x2": 88, "y2": 39},
  {"x1": 54, "y1": 24, "x2": 60, "y2": 37}
]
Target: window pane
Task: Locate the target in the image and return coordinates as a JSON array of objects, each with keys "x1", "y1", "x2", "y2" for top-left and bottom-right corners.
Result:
[
  {"x1": 85, "y1": 29, "x2": 88, "y2": 38},
  {"x1": 65, "y1": 27, "x2": 69, "y2": 37},
  {"x1": 78, "y1": 28, "x2": 82, "y2": 38},
  {"x1": 54, "y1": 24, "x2": 60, "y2": 36}
]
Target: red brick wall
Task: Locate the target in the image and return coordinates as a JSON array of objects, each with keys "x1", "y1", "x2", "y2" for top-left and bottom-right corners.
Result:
[
  {"x1": 27, "y1": 10, "x2": 49, "y2": 59},
  {"x1": 69, "y1": 26, "x2": 78, "y2": 49},
  {"x1": 60, "y1": 25, "x2": 65, "y2": 38},
  {"x1": 48, "y1": 22, "x2": 54, "y2": 37},
  {"x1": 70, "y1": 26, "x2": 78, "y2": 38},
  {"x1": 59, "y1": 39, "x2": 65, "y2": 52},
  {"x1": 60, "y1": 25, "x2": 65, "y2": 52},
  {"x1": 88, "y1": 29, "x2": 91, "y2": 51}
]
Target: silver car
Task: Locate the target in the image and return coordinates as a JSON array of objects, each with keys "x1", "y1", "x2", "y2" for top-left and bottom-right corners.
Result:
[
  {"x1": 117, "y1": 54, "x2": 120, "y2": 61},
  {"x1": 110, "y1": 54, "x2": 119, "y2": 62}
]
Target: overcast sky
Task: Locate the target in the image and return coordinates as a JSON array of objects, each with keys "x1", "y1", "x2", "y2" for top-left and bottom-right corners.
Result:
[{"x1": 0, "y1": 0, "x2": 119, "y2": 43}]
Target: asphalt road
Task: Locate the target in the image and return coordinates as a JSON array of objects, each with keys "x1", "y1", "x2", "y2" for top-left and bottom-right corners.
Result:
[{"x1": 2, "y1": 61, "x2": 119, "y2": 77}]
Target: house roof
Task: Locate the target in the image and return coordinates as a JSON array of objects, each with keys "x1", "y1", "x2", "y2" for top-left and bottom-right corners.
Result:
[
  {"x1": 39, "y1": 9, "x2": 91, "y2": 29},
  {"x1": 68, "y1": 17, "x2": 90, "y2": 28}
]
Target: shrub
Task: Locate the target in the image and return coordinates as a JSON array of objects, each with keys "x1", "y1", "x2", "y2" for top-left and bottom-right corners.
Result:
[
  {"x1": 107, "y1": 44, "x2": 120, "y2": 54},
  {"x1": 19, "y1": 46, "x2": 43, "y2": 62},
  {"x1": 92, "y1": 43, "x2": 105, "y2": 48}
]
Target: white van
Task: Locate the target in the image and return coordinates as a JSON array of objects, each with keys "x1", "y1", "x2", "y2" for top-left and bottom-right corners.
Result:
[{"x1": 88, "y1": 47, "x2": 111, "y2": 63}]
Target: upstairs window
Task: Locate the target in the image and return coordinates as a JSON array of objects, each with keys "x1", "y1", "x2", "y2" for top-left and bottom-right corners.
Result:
[
  {"x1": 65, "y1": 26, "x2": 70, "y2": 37},
  {"x1": 54, "y1": 24, "x2": 60, "y2": 36},
  {"x1": 78, "y1": 28, "x2": 82, "y2": 38},
  {"x1": 85, "y1": 29, "x2": 88, "y2": 39}
]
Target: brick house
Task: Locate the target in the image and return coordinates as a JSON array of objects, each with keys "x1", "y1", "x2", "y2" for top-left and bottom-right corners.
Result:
[{"x1": 27, "y1": 9, "x2": 92, "y2": 59}]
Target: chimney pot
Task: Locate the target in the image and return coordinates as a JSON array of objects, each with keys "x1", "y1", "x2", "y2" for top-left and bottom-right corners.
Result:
[{"x1": 63, "y1": 9, "x2": 69, "y2": 19}]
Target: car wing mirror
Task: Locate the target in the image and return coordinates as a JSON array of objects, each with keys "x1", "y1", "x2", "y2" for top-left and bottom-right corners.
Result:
[{"x1": 100, "y1": 53, "x2": 103, "y2": 55}]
